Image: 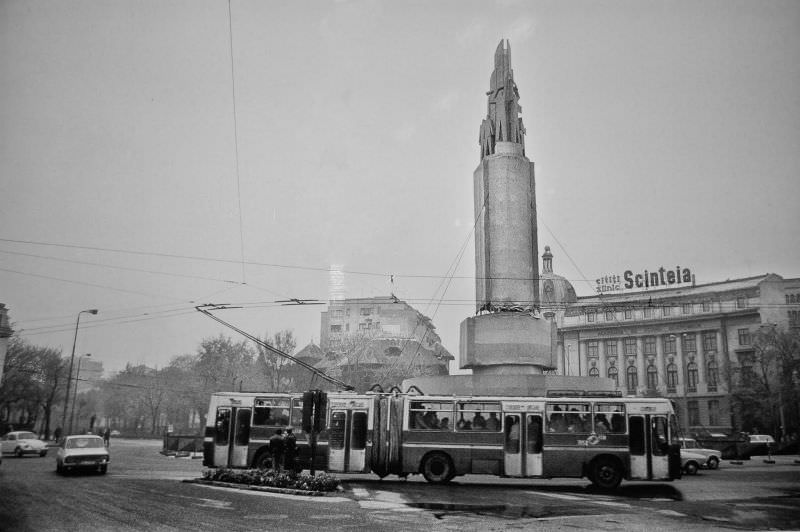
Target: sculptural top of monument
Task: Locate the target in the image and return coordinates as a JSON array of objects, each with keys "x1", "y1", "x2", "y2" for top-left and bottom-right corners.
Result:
[{"x1": 479, "y1": 39, "x2": 526, "y2": 159}]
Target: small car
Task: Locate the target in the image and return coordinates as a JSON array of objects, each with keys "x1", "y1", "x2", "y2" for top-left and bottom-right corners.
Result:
[
  {"x1": 678, "y1": 437, "x2": 721, "y2": 469},
  {"x1": 56, "y1": 434, "x2": 109, "y2": 474},
  {"x1": 746, "y1": 434, "x2": 776, "y2": 456},
  {"x1": 1, "y1": 431, "x2": 48, "y2": 457},
  {"x1": 681, "y1": 449, "x2": 708, "y2": 475}
]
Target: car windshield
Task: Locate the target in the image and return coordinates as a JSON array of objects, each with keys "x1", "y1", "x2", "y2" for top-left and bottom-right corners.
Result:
[
  {"x1": 66, "y1": 437, "x2": 104, "y2": 449},
  {"x1": 18, "y1": 432, "x2": 37, "y2": 440},
  {"x1": 682, "y1": 439, "x2": 697, "y2": 449}
]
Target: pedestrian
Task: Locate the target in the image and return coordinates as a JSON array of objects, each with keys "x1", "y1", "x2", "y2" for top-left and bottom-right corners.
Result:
[
  {"x1": 103, "y1": 427, "x2": 111, "y2": 447},
  {"x1": 54, "y1": 427, "x2": 62, "y2": 442},
  {"x1": 283, "y1": 427, "x2": 297, "y2": 474},
  {"x1": 268, "y1": 429, "x2": 284, "y2": 471}
]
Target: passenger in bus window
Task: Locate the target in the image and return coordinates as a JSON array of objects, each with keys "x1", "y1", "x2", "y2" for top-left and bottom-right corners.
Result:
[
  {"x1": 595, "y1": 414, "x2": 610, "y2": 434},
  {"x1": 485, "y1": 412, "x2": 500, "y2": 431},
  {"x1": 440, "y1": 417, "x2": 450, "y2": 431},
  {"x1": 457, "y1": 418, "x2": 472, "y2": 430},
  {"x1": 425, "y1": 411, "x2": 440, "y2": 429},
  {"x1": 549, "y1": 412, "x2": 568, "y2": 432},
  {"x1": 413, "y1": 410, "x2": 428, "y2": 429},
  {"x1": 472, "y1": 412, "x2": 487, "y2": 429}
]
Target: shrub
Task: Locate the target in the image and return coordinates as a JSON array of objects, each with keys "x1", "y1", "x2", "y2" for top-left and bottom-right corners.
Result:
[{"x1": 202, "y1": 468, "x2": 340, "y2": 492}]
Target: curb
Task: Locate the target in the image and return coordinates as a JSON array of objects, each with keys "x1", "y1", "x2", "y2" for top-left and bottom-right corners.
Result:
[{"x1": 182, "y1": 478, "x2": 332, "y2": 497}]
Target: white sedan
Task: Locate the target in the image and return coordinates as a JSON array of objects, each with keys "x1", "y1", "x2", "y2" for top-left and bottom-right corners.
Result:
[
  {"x1": 1, "y1": 431, "x2": 48, "y2": 457},
  {"x1": 56, "y1": 435, "x2": 110, "y2": 474}
]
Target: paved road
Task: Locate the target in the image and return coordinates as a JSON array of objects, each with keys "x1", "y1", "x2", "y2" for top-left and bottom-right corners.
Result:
[{"x1": 1, "y1": 439, "x2": 798, "y2": 531}]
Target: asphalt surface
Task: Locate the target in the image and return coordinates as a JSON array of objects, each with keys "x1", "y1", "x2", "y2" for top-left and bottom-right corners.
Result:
[{"x1": 1, "y1": 438, "x2": 799, "y2": 531}]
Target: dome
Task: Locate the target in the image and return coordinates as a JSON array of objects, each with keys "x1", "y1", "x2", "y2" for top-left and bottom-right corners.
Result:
[{"x1": 539, "y1": 246, "x2": 577, "y2": 309}]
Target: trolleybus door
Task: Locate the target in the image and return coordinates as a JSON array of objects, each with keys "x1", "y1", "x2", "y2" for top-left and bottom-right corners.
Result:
[
  {"x1": 213, "y1": 406, "x2": 251, "y2": 467},
  {"x1": 504, "y1": 413, "x2": 543, "y2": 477},
  {"x1": 328, "y1": 408, "x2": 368, "y2": 472},
  {"x1": 629, "y1": 414, "x2": 671, "y2": 480}
]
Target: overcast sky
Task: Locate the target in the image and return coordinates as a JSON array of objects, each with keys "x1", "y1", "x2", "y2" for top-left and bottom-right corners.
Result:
[{"x1": 2, "y1": 0, "x2": 799, "y2": 376}]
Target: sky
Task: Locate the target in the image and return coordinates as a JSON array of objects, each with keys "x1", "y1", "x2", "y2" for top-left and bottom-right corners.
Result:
[{"x1": 2, "y1": 0, "x2": 799, "y2": 376}]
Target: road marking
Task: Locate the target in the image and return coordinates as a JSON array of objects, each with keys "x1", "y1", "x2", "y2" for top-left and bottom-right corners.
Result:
[
  {"x1": 525, "y1": 491, "x2": 584, "y2": 501},
  {"x1": 657, "y1": 509, "x2": 686, "y2": 517},
  {"x1": 197, "y1": 484, "x2": 351, "y2": 503},
  {"x1": 351, "y1": 487, "x2": 370, "y2": 498}
]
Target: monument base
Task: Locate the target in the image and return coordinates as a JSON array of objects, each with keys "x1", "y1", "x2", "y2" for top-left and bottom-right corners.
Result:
[{"x1": 402, "y1": 374, "x2": 616, "y2": 397}]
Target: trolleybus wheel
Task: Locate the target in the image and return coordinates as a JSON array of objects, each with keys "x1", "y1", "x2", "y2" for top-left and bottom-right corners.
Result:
[
  {"x1": 591, "y1": 457, "x2": 622, "y2": 490},
  {"x1": 421, "y1": 452, "x2": 455, "y2": 484}
]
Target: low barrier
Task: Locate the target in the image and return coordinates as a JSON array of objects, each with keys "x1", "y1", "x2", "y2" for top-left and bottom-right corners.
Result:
[{"x1": 162, "y1": 434, "x2": 203, "y2": 457}]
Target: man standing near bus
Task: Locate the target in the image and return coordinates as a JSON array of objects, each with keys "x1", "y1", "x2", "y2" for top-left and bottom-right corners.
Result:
[
  {"x1": 269, "y1": 429, "x2": 284, "y2": 471},
  {"x1": 283, "y1": 427, "x2": 297, "y2": 473}
]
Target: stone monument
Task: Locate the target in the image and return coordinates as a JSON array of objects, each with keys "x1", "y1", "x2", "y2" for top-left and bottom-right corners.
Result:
[{"x1": 404, "y1": 40, "x2": 613, "y2": 396}]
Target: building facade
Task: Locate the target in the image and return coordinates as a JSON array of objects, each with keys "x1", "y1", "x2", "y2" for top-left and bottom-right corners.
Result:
[{"x1": 545, "y1": 263, "x2": 797, "y2": 435}]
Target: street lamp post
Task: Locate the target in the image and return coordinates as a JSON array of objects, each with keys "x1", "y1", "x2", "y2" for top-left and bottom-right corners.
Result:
[
  {"x1": 70, "y1": 354, "x2": 91, "y2": 434},
  {"x1": 61, "y1": 309, "x2": 98, "y2": 435}
]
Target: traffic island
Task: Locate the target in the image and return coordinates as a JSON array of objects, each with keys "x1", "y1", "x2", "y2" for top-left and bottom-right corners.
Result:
[{"x1": 185, "y1": 468, "x2": 341, "y2": 497}]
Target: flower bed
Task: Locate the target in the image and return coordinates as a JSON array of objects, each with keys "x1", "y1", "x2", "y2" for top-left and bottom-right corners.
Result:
[{"x1": 202, "y1": 468, "x2": 340, "y2": 492}]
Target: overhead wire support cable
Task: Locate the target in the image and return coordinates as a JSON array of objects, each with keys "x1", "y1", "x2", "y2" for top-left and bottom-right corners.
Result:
[
  {"x1": 227, "y1": 0, "x2": 247, "y2": 284},
  {"x1": 195, "y1": 304, "x2": 354, "y2": 391}
]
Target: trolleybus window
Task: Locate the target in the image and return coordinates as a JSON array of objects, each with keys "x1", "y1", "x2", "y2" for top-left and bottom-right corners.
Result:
[
  {"x1": 409, "y1": 401, "x2": 453, "y2": 430},
  {"x1": 547, "y1": 403, "x2": 590, "y2": 433},
  {"x1": 352, "y1": 411, "x2": 368, "y2": 450},
  {"x1": 291, "y1": 398, "x2": 303, "y2": 427},
  {"x1": 215, "y1": 408, "x2": 231, "y2": 445},
  {"x1": 253, "y1": 398, "x2": 290, "y2": 426},
  {"x1": 594, "y1": 403, "x2": 626, "y2": 434},
  {"x1": 456, "y1": 401, "x2": 501, "y2": 431}
]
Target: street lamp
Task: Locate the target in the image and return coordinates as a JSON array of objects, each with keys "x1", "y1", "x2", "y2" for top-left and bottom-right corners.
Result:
[
  {"x1": 70, "y1": 354, "x2": 91, "y2": 434},
  {"x1": 61, "y1": 309, "x2": 98, "y2": 435}
]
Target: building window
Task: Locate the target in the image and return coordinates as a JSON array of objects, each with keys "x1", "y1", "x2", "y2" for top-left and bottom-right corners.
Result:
[
  {"x1": 587, "y1": 341, "x2": 598, "y2": 358},
  {"x1": 663, "y1": 335, "x2": 676, "y2": 354},
  {"x1": 623, "y1": 337, "x2": 637, "y2": 356},
  {"x1": 605, "y1": 310, "x2": 615, "y2": 321},
  {"x1": 708, "y1": 400, "x2": 720, "y2": 426},
  {"x1": 624, "y1": 309, "x2": 633, "y2": 320},
  {"x1": 736, "y1": 296, "x2": 747, "y2": 309},
  {"x1": 646, "y1": 364, "x2": 658, "y2": 391},
  {"x1": 682, "y1": 303, "x2": 692, "y2": 314},
  {"x1": 626, "y1": 366, "x2": 638, "y2": 394},
  {"x1": 608, "y1": 366, "x2": 619, "y2": 386},
  {"x1": 683, "y1": 334, "x2": 697, "y2": 353},
  {"x1": 702, "y1": 300, "x2": 711, "y2": 312},
  {"x1": 738, "y1": 353, "x2": 755, "y2": 386},
  {"x1": 687, "y1": 401, "x2": 700, "y2": 426},
  {"x1": 702, "y1": 332, "x2": 717, "y2": 352},
  {"x1": 687, "y1": 362, "x2": 699, "y2": 392},
  {"x1": 738, "y1": 328, "x2": 750, "y2": 346},
  {"x1": 360, "y1": 307, "x2": 373, "y2": 316},
  {"x1": 643, "y1": 337, "x2": 656, "y2": 356},
  {"x1": 589, "y1": 367, "x2": 600, "y2": 377},
  {"x1": 707, "y1": 358, "x2": 718, "y2": 392},
  {"x1": 332, "y1": 309, "x2": 344, "y2": 319},
  {"x1": 644, "y1": 308, "x2": 653, "y2": 318},
  {"x1": 330, "y1": 324, "x2": 342, "y2": 333},
  {"x1": 605, "y1": 340, "x2": 618, "y2": 356},
  {"x1": 663, "y1": 305, "x2": 672, "y2": 317},
  {"x1": 587, "y1": 310, "x2": 596, "y2": 323},
  {"x1": 666, "y1": 363, "x2": 678, "y2": 393}
]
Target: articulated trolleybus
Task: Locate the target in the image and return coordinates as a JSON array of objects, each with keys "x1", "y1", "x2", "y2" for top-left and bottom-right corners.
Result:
[{"x1": 204, "y1": 390, "x2": 682, "y2": 490}]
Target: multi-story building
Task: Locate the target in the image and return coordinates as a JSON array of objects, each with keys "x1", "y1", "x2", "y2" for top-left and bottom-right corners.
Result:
[
  {"x1": 541, "y1": 249, "x2": 797, "y2": 435},
  {"x1": 312, "y1": 296, "x2": 453, "y2": 391}
]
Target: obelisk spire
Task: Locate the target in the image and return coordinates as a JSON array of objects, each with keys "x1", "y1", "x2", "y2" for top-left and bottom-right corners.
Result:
[{"x1": 479, "y1": 39, "x2": 526, "y2": 159}]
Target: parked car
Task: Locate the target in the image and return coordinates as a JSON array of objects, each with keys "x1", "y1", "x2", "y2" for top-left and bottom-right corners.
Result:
[
  {"x1": 681, "y1": 449, "x2": 708, "y2": 475},
  {"x1": 56, "y1": 434, "x2": 109, "y2": 474},
  {"x1": 110, "y1": 430, "x2": 120, "y2": 437},
  {"x1": 679, "y1": 437, "x2": 721, "y2": 469},
  {"x1": 745, "y1": 434, "x2": 776, "y2": 456},
  {"x1": 0, "y1": 431, "x2": 48, "y2": 457}
]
